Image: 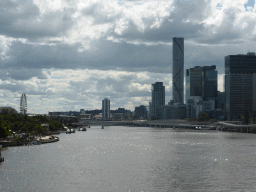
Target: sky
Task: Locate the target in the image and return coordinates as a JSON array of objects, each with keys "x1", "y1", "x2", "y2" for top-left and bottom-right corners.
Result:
[{"x1": 0, "y1": 0, "x2": 256, "y2": 114}]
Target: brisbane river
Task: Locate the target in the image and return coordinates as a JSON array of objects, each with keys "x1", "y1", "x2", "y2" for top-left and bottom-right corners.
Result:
[{"x1": 1, "y1": 126, "x2": 256, "y2": 192}]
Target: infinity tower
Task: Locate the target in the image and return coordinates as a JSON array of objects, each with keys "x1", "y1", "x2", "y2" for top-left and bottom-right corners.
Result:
[{"x1": 172, "y1": 37, "x2": 184, "y2": 104}]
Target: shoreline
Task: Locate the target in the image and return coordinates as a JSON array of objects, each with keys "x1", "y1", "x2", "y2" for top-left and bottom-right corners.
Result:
[{"x1": 0, "y1": 135, "x2": 59, "y2": 147}]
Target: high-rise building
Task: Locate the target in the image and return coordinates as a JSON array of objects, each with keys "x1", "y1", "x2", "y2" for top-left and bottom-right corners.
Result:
[
  {"x1": 216, "y1": 91, "x2": 225, "y2": 110},
  {"x1": 172, "y1": 37, "x2": 184, "y2": 104},
  {"x1": 102, "y1": 98, "x2": 110, "y2": 120},
  {"x1": 225, "y1": 52, "x2": 256, "y2": 115},
  {"x1": 151, "y1": 82, "x2": 165, "y2": 119},
  {"x1": 186, "y1": 65, "x2": 217, "y2": 103}
]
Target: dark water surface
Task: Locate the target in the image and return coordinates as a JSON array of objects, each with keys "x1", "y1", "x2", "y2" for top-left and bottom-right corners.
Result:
[{"x1": 1, "y1": 126, "x2": 256, "y2": 192}]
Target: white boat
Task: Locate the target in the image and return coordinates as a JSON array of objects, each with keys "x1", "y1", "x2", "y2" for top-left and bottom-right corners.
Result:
[{"x1": 66, "y1": 129, "x2": 75, "y2": 134}]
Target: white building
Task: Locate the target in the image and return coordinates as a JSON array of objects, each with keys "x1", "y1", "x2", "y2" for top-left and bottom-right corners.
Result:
[{"x1": 187, "y1": 96, "x2": 215, "y2": 118}]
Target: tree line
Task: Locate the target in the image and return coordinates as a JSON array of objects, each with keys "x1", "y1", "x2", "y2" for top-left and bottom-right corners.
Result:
[{"x1": 0, "y1": 110, "x2": 64, "y2": 138}]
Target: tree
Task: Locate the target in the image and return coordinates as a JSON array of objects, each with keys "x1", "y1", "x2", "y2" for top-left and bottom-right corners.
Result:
[
  {"x1": 230, "y1": 113, "x2": 234, "y2": 121},
  {"x1": 243, "y1": 111, "x2": 250, "y2": 125},
  {"x1": 198, "y1": 112, "x2": 210, "y2": 121},
  {"x1": 0, "y1": 121, "x2": 11, "y2": 138}
]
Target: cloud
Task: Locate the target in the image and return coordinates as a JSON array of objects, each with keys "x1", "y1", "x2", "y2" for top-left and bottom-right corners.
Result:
[{"x1": 0, "y1": 0, "x2": 255, "y2": 112}]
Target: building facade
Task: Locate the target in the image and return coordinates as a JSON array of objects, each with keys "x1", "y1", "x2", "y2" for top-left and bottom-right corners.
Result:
[
  {"x1": 135, "y1": 105, "x2": 147, "y2": 119},
  {"x1": 151, "y1": 82, "x2": 165, "y2": 119},
  {"x1": 186, "y1": 65, "x2": 217, "y2": 103},
  {"x1": 216, "y1": 91, "x2": 225, "y2": 110},
  {"x1": 225, "y1": 52, "x2": 256, "y2": 115},
  {"x1": 102, "y1": 98, "x2": 110, "y2": 120},
  {"x1": 173, "y1": 37, "x2": 184, "y2": 104}
]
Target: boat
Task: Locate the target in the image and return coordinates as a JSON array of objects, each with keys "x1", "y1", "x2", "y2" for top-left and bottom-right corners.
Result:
[
  {"x1": 28, "y1": 141, "x2": 41, "y2": 145},
  {"x1": 66, "y1": 129, "x2": 75, "y2": 134},
  {"x1": 82, "y1": 127, "x2": 87, "y2": 131}
]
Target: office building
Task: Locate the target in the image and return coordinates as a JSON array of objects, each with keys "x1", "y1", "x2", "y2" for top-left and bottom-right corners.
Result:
[
  {"x1": 163, "y1": 103, "x2": 186, "y2": 119},
  {"x1": 135, "y1": 105, "x2": 147, "y2": 119},
  {"x1": 186, "y1": 65, "x2": 217, "y2": 103},
  {"x1": 225, "y1": 52, "x2": 256, "y2": 115},
  {"x1": 216, "y1": 91, "x2": 225, "y2": 110},
  {"x1": 173, "y1": 37, "x2": 184, "y2": 104},
  {"x1": 102, "y1": 98, "x2": 110, "y2": 120},
  {"x1": 186, "y1": 96, "x2": 203, "y2": 118},
  {"x1": 151, "y1": 82, "x2": 165, "y2": 119},
  {"x1": 149, "y1": 102, "x2": 152, "y2": 118}
]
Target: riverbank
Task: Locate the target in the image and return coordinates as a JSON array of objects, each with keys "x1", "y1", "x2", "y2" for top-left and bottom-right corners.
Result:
[{"x1": 0, "y1": 135, "x2": 59, "y2": 147}]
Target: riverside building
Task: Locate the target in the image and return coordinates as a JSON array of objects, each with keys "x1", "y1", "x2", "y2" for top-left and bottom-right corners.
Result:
[
  {"x1": 186, "y1": 65, "x2": 217, "y2": 103},
  {"x1": 102, "y1": 98, "x2": 110, "y2": 120},
  {"x1": 151, "y1": 82, "x2": 165, "y2": 119},
  {"x1": 172, "y1": 37, "x2": 184, "y2": 104},
  {"x1": 225, "y1": 52, "x2": 256, "y2": 116}
]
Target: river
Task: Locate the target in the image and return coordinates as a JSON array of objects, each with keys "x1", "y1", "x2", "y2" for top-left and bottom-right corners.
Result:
[{"x1": 1, "y1": 126, "x2": 256, "y2": 192}]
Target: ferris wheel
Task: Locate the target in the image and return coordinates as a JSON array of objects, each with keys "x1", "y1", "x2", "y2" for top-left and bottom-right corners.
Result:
[{"x1": 20, "y1": 93, "x2": 27, "y2": 115}]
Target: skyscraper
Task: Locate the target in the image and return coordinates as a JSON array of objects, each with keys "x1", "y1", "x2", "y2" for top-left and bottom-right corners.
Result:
[
  {"x1": 225, "y1": 52, "x2": 256, "y2": 115},
  {"x1": 151, "y1": 82, "x2": 165, "y2": 119},
  {"x1": 172, "y1": 37, "x2": 184, "y2": 104},
  {"x1": 102, "y1": 98, "x2": 110, "y2": 120},
  {"x1": 186, "y1": 65, "x2": 217, "y2": 103}
]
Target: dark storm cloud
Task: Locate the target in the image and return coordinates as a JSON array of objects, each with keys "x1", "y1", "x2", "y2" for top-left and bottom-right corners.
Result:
[{"x1": 2, "y1": 40, "x2": 173, "y2": 75}]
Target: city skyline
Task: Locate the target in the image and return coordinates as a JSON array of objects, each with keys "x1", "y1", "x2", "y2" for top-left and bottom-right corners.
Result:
[{"x1": 0, "y1": 0, "x2": 256, "y2": 113}]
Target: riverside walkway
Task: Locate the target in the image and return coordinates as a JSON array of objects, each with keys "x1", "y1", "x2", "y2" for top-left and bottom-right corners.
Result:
[{"x1": 214, "y1": 121, "x2": 256, "y2": 133}]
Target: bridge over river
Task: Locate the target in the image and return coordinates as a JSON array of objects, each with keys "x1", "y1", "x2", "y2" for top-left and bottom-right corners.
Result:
[{"x1": 73, "y1": 120, "x2": 216, "y2": 130}]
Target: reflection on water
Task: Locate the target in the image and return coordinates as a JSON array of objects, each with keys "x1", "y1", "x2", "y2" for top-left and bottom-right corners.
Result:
[{"x1": 1, "y1": 127, "x2": 256, "y2": 192}]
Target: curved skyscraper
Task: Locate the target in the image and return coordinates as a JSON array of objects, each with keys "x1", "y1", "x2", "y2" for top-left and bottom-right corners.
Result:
[{"x1": 172, "y1": 37, "x2": 184, "y2": 104}]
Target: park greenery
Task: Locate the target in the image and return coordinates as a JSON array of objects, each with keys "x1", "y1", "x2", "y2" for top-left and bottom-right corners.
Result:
[{"x1": 0, "y1": 110, "x2": 64, "y2": 138}]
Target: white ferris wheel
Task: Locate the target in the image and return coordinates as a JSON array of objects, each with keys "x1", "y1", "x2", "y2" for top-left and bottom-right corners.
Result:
[{"x1": 20, "y1": 93, "x2": 27, "y2": 115}]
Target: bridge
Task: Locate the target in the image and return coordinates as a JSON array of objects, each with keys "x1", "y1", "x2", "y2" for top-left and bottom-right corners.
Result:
[
  {"x1": 73, "y1": 120, "x2": 216, "y2": 130},
  {"x1": 214, "y1": 121, "x2": 256, "y2": 133}
]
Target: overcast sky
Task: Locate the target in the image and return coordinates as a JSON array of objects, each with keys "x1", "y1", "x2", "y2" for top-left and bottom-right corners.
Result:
[{"x1": 0, "y1": 0, "x2": 256, "y2": 114}]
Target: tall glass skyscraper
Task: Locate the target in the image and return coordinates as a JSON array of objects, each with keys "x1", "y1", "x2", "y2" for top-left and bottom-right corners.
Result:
[
  {"x1": 172, "y1": 37, "x2": 184, "y2": 104},
  {"x1": 225, "y1": 52, "x2": 256, "y2": 115},
  {"x1": 151, "y1": 82, "x2": 165, "y2": 119},
  {"x1": 186, "y1": 65, "x2": 217, "y2": 103},
  {"x1": 102, "y1": 98, "x2": 110, "y2": 120}
]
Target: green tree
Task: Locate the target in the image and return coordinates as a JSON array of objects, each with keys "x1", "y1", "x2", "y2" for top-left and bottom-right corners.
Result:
[
  {"x1": 243, "y1": 111, "x2": 250, "y2": 125},
  {"x1": 198, "y1": 112, "x2": 210, "y2": 121},
  {"x1": 0, "y1": 120, "x2": 11, "y2": 138}
]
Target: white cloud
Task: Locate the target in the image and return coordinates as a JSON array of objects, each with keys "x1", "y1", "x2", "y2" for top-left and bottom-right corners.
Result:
[{"x1": 0, "y1": 0, "x2": 256, "y2": 113}]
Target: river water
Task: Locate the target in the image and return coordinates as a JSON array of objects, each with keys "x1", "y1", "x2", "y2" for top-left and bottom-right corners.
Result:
[{"x1": 1, "y1": 126, "x2": 256, "y2": 192}]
